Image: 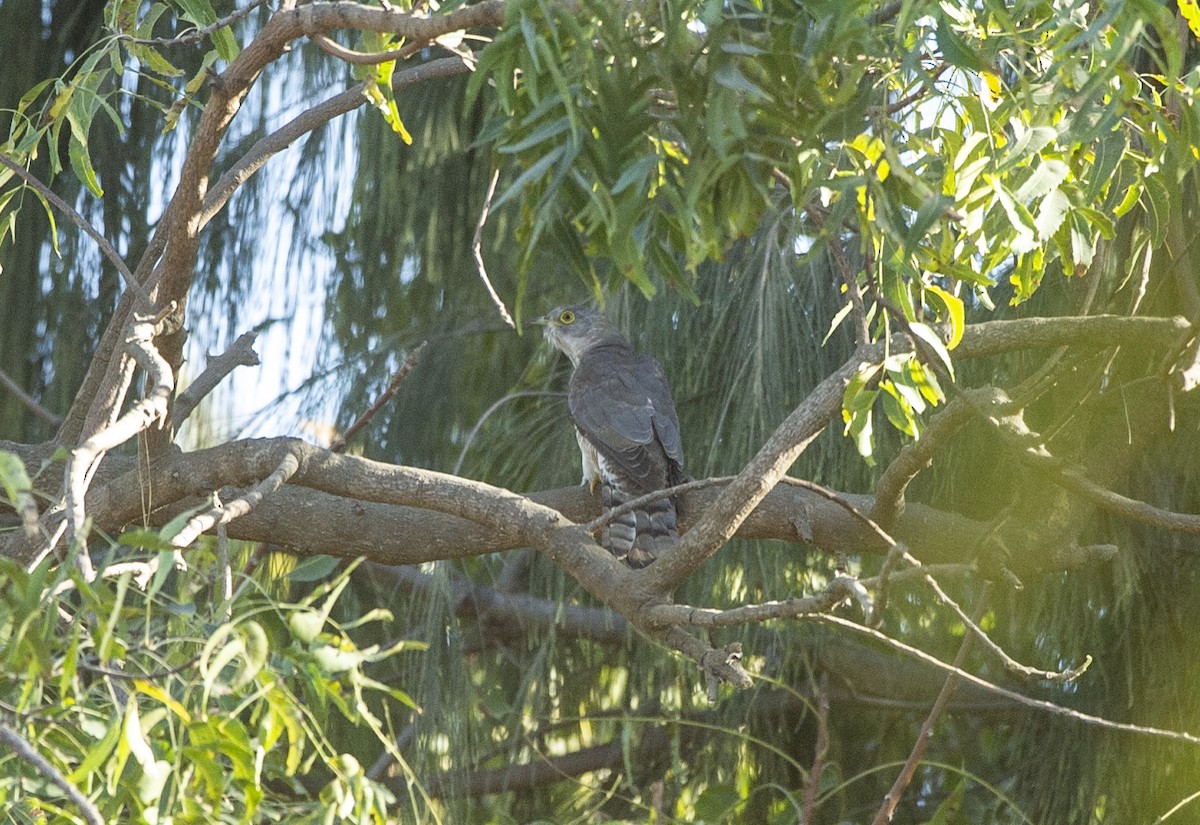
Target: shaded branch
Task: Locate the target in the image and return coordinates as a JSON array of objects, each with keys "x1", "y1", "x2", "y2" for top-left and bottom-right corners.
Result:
[
  {"x1": 0, "y1": 365, "x2": 62, "y2": 427},
  {"x1": 871, "y1": 593, "x2": 987, "y2": 824},
  {"x1": 871, "y1": 393, "x2": 975, "y2": 527},
  {"x1": 371, "y1": 562, "x2": 629, "y2": 644},
  {"x1": 418, "y1": 727, "x2": 669, "y2": 798},
  {"x1": 0, "y1": 722, "x2": 104, "y2": 825}
]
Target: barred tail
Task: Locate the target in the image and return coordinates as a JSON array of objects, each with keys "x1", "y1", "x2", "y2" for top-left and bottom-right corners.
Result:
[{"x1": 600, "y1": 481, "x2": 679, "y2": 569}]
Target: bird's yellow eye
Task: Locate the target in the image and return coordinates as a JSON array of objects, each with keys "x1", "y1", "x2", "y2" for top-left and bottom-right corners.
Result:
[{"x1": 559, "y1": 309, "x2": 576, "y2": 325}]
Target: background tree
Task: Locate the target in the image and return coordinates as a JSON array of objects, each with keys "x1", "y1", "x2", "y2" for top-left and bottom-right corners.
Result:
[{"x1": 1, "y1": 0, "x2": 1200, "y2": 822}]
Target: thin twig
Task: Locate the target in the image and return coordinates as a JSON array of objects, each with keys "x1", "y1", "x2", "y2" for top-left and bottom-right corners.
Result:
[
  {"x1": 871, "y1": 592, "x2": 988, "y2": 824},
  {"x1": 801, "y1": 672, "x2": 830, "y2": 824},
  {"x1": 807, "y1": 204, "x2": 870, "y2": 346},
  {"x1": 814, "y1": 613, "x2": 1200, "y2": 745},
  {"x1": 217, "y1": 522, "x2": 232, "y2": 621},
  {"x1": 0, "y1": 365, "x2": 62, "y2": 426},
  {"x1": 472, "y1": 168, "x2": 516, "y2": 329},
  {"x1": 0, "y1": 722, "x2": 104, "y2": 825},
  {"x1": 0, "y1": 152, "x2": 152, "y2": 311},
  {"x1": 309, "y1": 31, "x2": 426, "y2": 64},
  {"x1": 331, "y1": 342, "x2": 426, "y2": 453},
  {"x1": 121, "y1": 0, "x2": 269, "y2": 47}
]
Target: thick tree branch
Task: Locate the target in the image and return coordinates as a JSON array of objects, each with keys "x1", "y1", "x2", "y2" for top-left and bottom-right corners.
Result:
[{"x1": 62, "y1": 0, "x2": 503, "y2": 448}]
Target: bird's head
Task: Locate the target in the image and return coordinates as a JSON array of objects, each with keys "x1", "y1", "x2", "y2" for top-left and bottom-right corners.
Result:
[{"x1": 532, "y1": 305, "x2": 622, "y2": 366}]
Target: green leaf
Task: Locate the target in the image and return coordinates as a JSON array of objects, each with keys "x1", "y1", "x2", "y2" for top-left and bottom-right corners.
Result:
[
  {"x1": 288, "y1": 555, "x2": 340, "y2": 583},
  {"x1": 907, "y1": 195, "x2": 954, "y2": 250},
  {"x1": 881, "y1": 381, "x2": 919, "y2": 437},
  {"x1": 935, "y1": 13, "x2": 986, "y2": 72},
  {"x1": 0, "y1": 451, "x2": 32, "y2": 505},
  {"x1": 68, "y1": 714, "x2": 123, "y2": 783},
  {"x1": 67, "y1": 130, "x2": 102, "y2": 195},
  {"x1": 175, "y1": 0, "x2": 239, "y2": 61},
  {"x1": 999, "y1": 125, "x2": 1057, "y2": 171},
  {"x1": 1035, "y1": 188, "x2": 1070, "y2": 240},
  {"x1": 497, "y1": 115, "x2": 572, "y2": 154},
  {"x1": 491, "y1": 145, "x2": 567, "y2": 210},
  {"x1": 1137, "y1": 172, "x2": 1166, "y2": 248},
  {"x1": 924, "y1": 283, "x2": 964, "y2": 349},
  {"x1": 1015, "y1": 159, "x2": 1070, "y2": 202},
  {"x1": 909, "y1": 321, "x2": 954, "y2": 380}
]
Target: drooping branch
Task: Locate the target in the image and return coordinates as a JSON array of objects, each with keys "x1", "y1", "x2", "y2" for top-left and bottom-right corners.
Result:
[
  {"x1": 813, "y1": 614, "x2": 1200, "y2": 745},
  {"x1": 0, "y1": 153, "x2": 151, "y2": 311}
]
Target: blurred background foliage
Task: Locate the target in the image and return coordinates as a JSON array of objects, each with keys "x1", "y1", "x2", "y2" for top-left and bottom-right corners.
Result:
[{"x1": 2, "y1": 0, "x2": 1200, "y2": 821}]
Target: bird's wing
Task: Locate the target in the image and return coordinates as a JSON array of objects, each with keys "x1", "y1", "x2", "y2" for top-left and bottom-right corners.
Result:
[{"x1": 568, "y1": 346, "x2": 683, "y2": 493}]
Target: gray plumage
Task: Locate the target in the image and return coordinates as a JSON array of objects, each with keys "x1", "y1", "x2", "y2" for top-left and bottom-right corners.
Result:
[{"x1": 535, "y1": 305, "x2": 686, "y2": 568}]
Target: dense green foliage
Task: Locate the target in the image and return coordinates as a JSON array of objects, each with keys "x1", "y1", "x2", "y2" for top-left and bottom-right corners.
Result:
[{"x1": 2, "y1": 0, "x2": 1200, "y2": 822}]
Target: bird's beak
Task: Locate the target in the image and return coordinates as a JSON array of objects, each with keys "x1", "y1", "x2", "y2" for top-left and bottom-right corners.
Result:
[{"x1": 530, "y1": 314, "x2": 551, "y2": 328}]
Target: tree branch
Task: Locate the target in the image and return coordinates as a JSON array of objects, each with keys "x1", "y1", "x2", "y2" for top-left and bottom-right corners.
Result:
[
  {"x1": 813, "y1": 613, "x2": 1200, "y2": 745},
  {"x1": 0, "y1": 365, "x2": 62, "y2": 427},
  {"x1": 871, "y1": 593, "x2": 987, "y2": 824},
  {"x1": 63, "y1": 310, "x2": 176, "y2": 578},
  {"x1": 0, "y1": 152, "x2": 151, "y2": 311},
  {"x1": 0, "y1": 722, "x2": 104, "y2": 825},
  {"x1": 63, "y1": 1, "x2": 502, "y2": 447},
  {"x1": 173, "y1": 330, "x2": 261, "y2": 425},
  {"x1": 331, "y1": 342, "x2": 425, "y2": 453}
]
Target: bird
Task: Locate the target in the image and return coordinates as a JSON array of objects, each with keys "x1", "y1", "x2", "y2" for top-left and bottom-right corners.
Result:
[{"x1": 534, "y1": 305, "x2": 686, "y2": 568}]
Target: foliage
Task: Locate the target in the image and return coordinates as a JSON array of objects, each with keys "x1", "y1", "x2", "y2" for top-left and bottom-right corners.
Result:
[{"x1": 0, "y1": 460, "x2": 422, "y2": 823}]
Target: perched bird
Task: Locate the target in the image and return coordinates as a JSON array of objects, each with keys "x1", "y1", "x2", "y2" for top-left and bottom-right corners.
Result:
[{"x1": 535, "y1": 305, "x2": 686, "y2": 568}]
